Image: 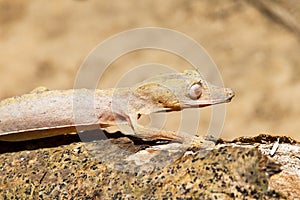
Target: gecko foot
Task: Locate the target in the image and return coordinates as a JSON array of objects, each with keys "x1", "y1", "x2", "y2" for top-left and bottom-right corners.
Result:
[{"x1": 188, "y1": 136, "x2": 216, "y2": 149}]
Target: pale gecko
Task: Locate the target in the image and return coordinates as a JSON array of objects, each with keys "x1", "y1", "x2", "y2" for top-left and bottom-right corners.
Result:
[{"x1": 0, "y1": 70, "x2": 234, "y2": 142}]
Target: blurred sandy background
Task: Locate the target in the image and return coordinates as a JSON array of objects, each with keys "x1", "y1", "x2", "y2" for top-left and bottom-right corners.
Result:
[{"x1": 0, "y1": 0, "x2": 299, "y2": 140}]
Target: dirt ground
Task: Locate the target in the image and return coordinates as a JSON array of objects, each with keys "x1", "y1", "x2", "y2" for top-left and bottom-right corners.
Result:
[{"x1": 0, "y1": 0, "x2": 299, "y2": 140}]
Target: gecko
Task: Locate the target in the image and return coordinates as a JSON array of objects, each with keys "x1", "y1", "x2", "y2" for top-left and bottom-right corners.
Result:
[{"x1": 0, "y1": 70, "x2": 234, "y2": 142}]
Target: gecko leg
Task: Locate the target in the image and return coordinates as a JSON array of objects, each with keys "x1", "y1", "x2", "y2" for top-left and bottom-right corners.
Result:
[
  {"x1": 133, "y1": 124, "x2": 187, "y2": 142},
  {"x1": 132, "y1": 124, "x2": 215, "y2": 150},
  {"x1": 127, "y1": 114, "x2": 214, "y2": 148}
]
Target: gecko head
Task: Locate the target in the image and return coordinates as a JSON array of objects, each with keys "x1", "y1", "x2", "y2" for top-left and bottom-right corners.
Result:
[
  {"x1": 177, "y1": 70, "x2": 235, "y2": 109},
  {"x1": 184, "y1": 82, "x2": 235, "y2": 108},
  {"x1": 134, "y1": 70, "x2": 235, "y2": 111}
]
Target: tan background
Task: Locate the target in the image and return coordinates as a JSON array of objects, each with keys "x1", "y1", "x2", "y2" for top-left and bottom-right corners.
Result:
[{"x1": 0, "y1": 0, "x2": 299, "y2": 140}]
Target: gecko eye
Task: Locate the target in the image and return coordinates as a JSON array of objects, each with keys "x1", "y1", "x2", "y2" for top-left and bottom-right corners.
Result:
[{"x1": 189, "y1": 83, "x2": 202, "y2": 100}]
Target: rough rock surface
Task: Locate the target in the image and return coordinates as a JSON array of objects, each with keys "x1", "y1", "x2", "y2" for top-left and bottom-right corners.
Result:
[{"x1": 0, "y1": 133, "x2": 298, "y2": 199}]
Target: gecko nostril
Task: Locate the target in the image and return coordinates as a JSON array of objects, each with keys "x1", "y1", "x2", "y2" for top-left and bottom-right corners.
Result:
[{"x1": 225, "y1": 88, "x2": 235, "y2": 98}]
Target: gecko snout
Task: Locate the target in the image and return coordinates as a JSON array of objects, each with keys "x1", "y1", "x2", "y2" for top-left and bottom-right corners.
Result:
[{"x1": 225, "y1": 88, "x2": 235, "y2": 101}]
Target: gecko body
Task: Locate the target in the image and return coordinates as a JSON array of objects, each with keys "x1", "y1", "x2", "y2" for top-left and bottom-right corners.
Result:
[{"x1": 0, "y1": 70, "x2": 234, "y2": 142}]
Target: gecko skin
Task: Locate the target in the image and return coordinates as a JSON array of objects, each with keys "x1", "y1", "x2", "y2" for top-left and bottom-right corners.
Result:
[{"x1": 0, "y1": 70, "x2": 234, "y2": 142}]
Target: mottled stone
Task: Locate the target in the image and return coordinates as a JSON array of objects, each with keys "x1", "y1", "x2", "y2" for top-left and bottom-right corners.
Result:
[{"x1": 0, "y1": 134, "x2": 288, "y2": 199}]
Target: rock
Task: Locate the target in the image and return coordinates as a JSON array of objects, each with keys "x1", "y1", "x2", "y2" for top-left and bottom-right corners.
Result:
[{"x1": 0, "y1": 133, "x2": 298, "y2": 199}]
